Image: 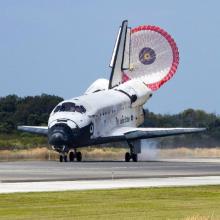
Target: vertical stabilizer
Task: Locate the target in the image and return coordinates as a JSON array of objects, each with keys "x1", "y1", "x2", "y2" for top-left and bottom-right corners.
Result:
[{"x1": 109, "y1": 20, "x2": 130, "y2": 89}]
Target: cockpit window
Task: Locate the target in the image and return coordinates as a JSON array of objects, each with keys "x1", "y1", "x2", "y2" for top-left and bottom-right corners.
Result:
[
  {"x1": 54, "y1": 102, "x2": 86, "y2": 113},
  {"x1": 80, "y1": 105, "x2": 86, "y2": 113},
  {"x1": 54, "y1": 105, "x2": 61, "y2": 113}
]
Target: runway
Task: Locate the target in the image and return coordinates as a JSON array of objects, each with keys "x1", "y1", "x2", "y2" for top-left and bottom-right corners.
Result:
[
  {"x1": 1, "y1": 159, "x2": 220, "y2": 182},
  {"x1": 1, "y1": 159, "x2": 220, "y2": 193}
]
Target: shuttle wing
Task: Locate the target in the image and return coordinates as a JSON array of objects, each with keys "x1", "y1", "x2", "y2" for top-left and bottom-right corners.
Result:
[
  {"x1": 17, "y1": 126, "x2": 48, "y2": 135},
  {"x1": 109, "y1": 127, "x2": 206, "y2": 141}
]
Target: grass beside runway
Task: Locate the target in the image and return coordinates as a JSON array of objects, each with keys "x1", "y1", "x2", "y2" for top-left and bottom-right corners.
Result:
[
  {"x1": 1, "y1": 147, "x2": 220, "y2": 162},
  {"x1": 0, "y1": 186, "x2": 220, "y2": 219}
]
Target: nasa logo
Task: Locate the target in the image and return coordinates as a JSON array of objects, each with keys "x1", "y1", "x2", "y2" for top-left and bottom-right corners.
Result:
[{"x1": 139, "y1": 47, "x2": 156, "y2": 65}]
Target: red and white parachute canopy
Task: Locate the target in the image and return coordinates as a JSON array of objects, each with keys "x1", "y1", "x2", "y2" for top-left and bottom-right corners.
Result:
[{"x1": 123, "y1": 25, "x2": 179, "y2": 91}]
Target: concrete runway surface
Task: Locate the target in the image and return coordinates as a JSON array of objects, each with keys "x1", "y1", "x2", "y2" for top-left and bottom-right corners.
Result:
[{"x1": 0, "y1": 159, "x2": 220, "y2": 193}]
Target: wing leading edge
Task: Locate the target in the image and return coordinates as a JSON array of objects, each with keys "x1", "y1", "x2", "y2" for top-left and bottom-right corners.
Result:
[
  {"x1": 17, "y1": 126, "x2": 48, "y2": 135},
  {"x1": 17, "y1": 126, "x2": 206, "y2": 144},
  {"x1": 108, "y1": 127, "x2": 206, "y2": 141}
]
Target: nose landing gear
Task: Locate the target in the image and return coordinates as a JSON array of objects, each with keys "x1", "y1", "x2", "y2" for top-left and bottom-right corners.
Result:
[
  {"x1": 57, "y1": 146, "x2": 68, "y2": 162},
  {"x1": 59, "y1": 149, "x2": 82, "y2": 162},
  {"x1": 57, "y1": 146, "x2": 82, "y2": 162},
  {"x1": 69, "y1": 151, "x2": 75, "y2": 162},
  {"x1": 59, "y1": 154, "x2": 67, "y2": 162},
  {"x1": 76, "y1": 151, "x2": 82, "y2": 162}
]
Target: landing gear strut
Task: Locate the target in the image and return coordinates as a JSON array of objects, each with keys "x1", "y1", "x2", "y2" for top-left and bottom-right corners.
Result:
[{"x1": 58, "y1": 146, "x2": 68, "y2": 163}]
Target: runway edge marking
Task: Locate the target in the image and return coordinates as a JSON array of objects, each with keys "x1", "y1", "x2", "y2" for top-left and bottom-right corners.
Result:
[{"x1": 1, "y1": 176, "x2": 220, "y2": 194}]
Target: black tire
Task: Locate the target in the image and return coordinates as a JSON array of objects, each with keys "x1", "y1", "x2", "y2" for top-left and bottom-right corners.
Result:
[
  {"x1": 64, "y1": 155, "x2": 68, "y2": 162},
  {"x1": 76, "y1": 152, "x2": 82, "y2": 162},
  {"x1": 132, "y1": 154, "x2": 138, "y2": 162},
  {"x1": 69, "y1": 152, "x2": 75, "y2": 162},
  {"x1": 125, "y1": 152, "x2": 131, "y2": 162},
  {"x1": 59, "y1": 155, "x2": 63, "y2": 162}
]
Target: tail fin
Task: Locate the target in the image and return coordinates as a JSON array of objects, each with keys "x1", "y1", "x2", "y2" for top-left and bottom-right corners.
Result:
[
  {"x1": 109, "y1": 21, "x2": 179, "y2": 91},
  {"x1": 109, "y1": 20, "x2": 131, "y2": 89}
]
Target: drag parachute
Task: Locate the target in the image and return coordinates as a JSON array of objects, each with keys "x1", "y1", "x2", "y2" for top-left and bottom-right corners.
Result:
[
  {"x1": 109, "y1": 21, "x2": 179, "y2": 91},
  {"x1": 123, "y1": 25, "x2": 179, "y2": 91}
]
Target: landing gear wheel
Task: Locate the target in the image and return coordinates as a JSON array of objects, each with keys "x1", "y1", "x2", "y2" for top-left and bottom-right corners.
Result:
[
  {"x1": 125, "y1": 152, "x2": 131, "y2": 162},
  {"x1": 132, "y1": 154, "x2": 138, "y2": 162},
  {"x1": 69, "y1": 152, "x2": 75, "y2": 162},
  {"x1": 59, "y1": 155, "x2": 63, "y2": 162},
  {"x1": 76, "y1": 152, "x2": 82, "y2": 162},
  {"x1": 64, "y1": 155, "x2": 67, "y2": 162}
]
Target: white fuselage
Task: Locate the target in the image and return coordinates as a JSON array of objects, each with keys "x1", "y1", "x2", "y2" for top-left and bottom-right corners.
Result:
[{"x1": 48, "y1": 79, "x2": 152, "y2": 147}]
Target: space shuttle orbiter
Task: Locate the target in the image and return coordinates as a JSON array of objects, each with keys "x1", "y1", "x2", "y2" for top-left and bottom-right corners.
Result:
[{"x1": 18, "y1": 20, "x2": 205, "y2": 162}]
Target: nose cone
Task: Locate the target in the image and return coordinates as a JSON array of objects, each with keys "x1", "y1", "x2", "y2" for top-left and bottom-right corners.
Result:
[
  {"x1": 48, "y1": 124, "x2": 74, "y2": 146},
  {"x1": 49, "y1": 132, "x2": 68, "y2": 145}
]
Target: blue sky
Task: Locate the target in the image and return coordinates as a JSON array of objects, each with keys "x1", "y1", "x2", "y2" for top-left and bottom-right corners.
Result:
[{"x1": 0, "y1": 0, "x2": 219, "y2": 114}]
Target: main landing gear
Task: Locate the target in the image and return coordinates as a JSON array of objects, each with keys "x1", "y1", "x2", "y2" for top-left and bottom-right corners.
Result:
[
  {"x1": 125, "y1": 141, "x2": 140, "y2": 162},
  {"x1": 125, "y1": 152, "x2": 138, "y2": 162}
]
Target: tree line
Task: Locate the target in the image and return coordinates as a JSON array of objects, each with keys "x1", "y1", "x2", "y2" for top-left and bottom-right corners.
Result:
[
  {"x1": 143, "y1": 109, "x2": 220, "y2": 147},
  {"x1": 0, "y1": 94, "x2": 63, "y2": 133},
  {"x1": 0, "y1": 94, "x2": 219, "y2": 148}
]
